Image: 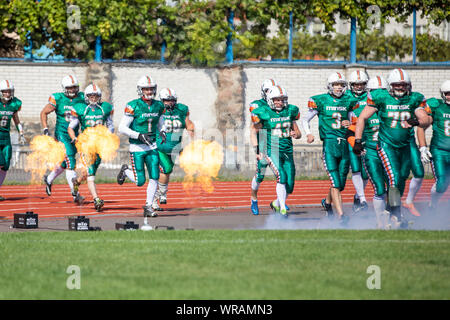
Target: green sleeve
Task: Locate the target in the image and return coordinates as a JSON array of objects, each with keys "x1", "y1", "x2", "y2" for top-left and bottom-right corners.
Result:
[{"x1": 290, "y1": 104, "x2": 300, "y2": 121}]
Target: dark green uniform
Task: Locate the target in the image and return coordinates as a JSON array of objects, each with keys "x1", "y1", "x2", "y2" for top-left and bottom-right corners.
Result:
[
  {"x1": 48, "y1": 92, "x2": 85, "y2": 170},
  {"x1": 156, "y1": 103, "x2": 189, "y2": 174},
  {"x1": 71, "y1": 101, "x2": 114, "y2": 176},
  {"x1": 308, "y1": 93, "x2": 357, "y2": 190},
  {"x1": 249, "y1": 99, "x2": 270, "y2": 183},
  {"x1": 0, "y1": 97, "x2": 21, "y2": 171},
  {"x1": 125, "y1": 98, "x2": 165, "y2": 187},
  {"x1": 251, "y1": 104, "x2": 300, "y2": 194},
  {"x1": 350, "y1": 99, "x2": 386, "y2": 197},
  {"x1": 426, "y1": 98, "x2": 450, "y2": 193},
  {"x1": 367, "y1": 89, "x2": 426, "y2": 195}
]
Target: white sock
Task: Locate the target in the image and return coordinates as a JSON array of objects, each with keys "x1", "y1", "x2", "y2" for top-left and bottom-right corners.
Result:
[
  {"x1": 430, "y1": 183, "x2": 443, "y2": 207},
  {"x1": 47, "y1": 166, "x2": 65, "y2": 184},
  {"x1": 146, "y1": 179, "x2": 158, "y2": 205},
  {"x1": 125, "y1": 169, "x2": 136, "y2": 183},
  {"x1": 158, "y1": 182, "x2": 168, "y2": 197},
  {"x1": 352, "y1": 172, "x2": 366, "y2": 202},
  {"x1": 373, "y1": 194, "x2": 386, "y2": 215},
  {"x1": 251, "y1": 176, "x2": 260, "y2": 191},
  {"x1": 406, "y1": 177, "x2": 423, "y2": 204},
  {"x1": 276, "y1": 183, "x2": 287, "y2": 210},
  {"x1": 0, "y1": 169, "x2": 6, "y2": 187},
  {"x1": 65, "y1": 170, "x2": 77, "y2": 194}
]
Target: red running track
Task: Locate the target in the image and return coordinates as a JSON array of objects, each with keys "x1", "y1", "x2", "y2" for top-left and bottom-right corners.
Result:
[{"x1": 0, "y1": 179, "x2": 448, "y2": 220}]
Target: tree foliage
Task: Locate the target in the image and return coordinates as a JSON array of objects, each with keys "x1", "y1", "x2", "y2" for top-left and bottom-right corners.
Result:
[{"x1": 0, "y1": 0, "x2": 448, "y2": 65}]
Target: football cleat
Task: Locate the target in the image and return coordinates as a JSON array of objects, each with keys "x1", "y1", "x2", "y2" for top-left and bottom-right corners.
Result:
[
  {"x1": 270, "y1": 200, "x2": 280, "y2": 212},
  {"x1": 321, "y1": 198, "x2": 334, "y2": 218},
  {"x1": 402, "y1": 202, "x2": 421, "y2": 217},
  {"x1": 339, "y1": 214, "x2": 350, "y2": 226},
  {"x1": 43, "y1": 174, "x2": 52, "y2": 196},
  {"x1": 94, "y1": 198, "x2": 104, "y2": 212},
  {"x1": 72, "y1": 192, "x2": 85, "y2": 205},
  {"x1": 152, "y1": 198, "x2": 163, "y2": 211},
  {"x1": 352, "y1": 194, "x2": 361, "y2": 213},
  {"x1": 280, "y1": 208, "x2": 288, "y2": 218},
  {"x1": 159, "y1": 195, "x2": 167, "y2": 204},
  {"x1": 143, "y1": 205, "x2": 158, "y2": 217},
  {"x1": 251, "y1": 199, "x2": 259, "y2": 215},
  {"x1": 117, "y1": 164, "x2": 128, "y2": 185}
]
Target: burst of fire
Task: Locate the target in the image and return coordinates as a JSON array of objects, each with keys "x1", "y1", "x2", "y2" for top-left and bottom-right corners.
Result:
[
  {"x1": 25, "y1": 135, "x2": 66, "y2": 184},
  {"x1": 179, "y1": 140, "x2": 223, "y2": 194},
  {"x1": 75, "y1": 125, "x2": 120, "y2": 167}
]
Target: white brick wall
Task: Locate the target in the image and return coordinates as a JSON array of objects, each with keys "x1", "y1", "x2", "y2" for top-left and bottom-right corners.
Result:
[{"x1": 0, "y1": 62, "x2": 448, "y2": 145}]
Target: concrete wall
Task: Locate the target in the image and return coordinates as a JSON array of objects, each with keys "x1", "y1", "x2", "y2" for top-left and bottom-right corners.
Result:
[{"x1": 0, "y1": 61, "x2": 448, "y2": 146}]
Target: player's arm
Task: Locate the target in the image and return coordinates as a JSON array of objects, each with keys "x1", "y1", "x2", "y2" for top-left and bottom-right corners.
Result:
[
  {"x1": 301, "y1": 108, "x2": 318, "y2": 144},
  {"x1": 67, "y1": 110, "x2": 79, "y2": 143},
  {"x1": 290, "y1": 121, "x2": 301, "y2": 139},
  {"x1": 417, "y1": 126, "x2": 432, "y2": 163},
  {"x1": 414, "y1": 108, "x2": 432, "y2": 129},
  {"x1": 355, "y1": 106, "x2": 376, "y2": 140},
  {"x1": 250, "y1": 122, "x2": 263, "y2": 160},
  {"x1": 105, "y1": 110, "x2": 114, "y2": 133},
  {"x1": 185, "y1": 114, "x2": 195, "y2": 139},
  {"x1": 12, "y1": 112, "x2": 25, "y2": 144},
  {"x1": 40, "y1": 102, "x2": 56, "y2": 136}
]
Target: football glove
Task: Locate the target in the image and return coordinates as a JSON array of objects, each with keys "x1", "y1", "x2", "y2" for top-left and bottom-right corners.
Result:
[
  {"x1": 406, "y1": 118, "x2": 420, "y2": 127},
  {"x1": 138, "y1": 133, "x2": 153, "y2": 146},
  {"x1": 419, "y1": 146, "x2": 432, "y2": 164},
  {"x1": 352, "y1": 139, "x2": 364, "y2": 156},
  {"x1": 43, "y1": 128, "x2": 49, "y2": 136}
]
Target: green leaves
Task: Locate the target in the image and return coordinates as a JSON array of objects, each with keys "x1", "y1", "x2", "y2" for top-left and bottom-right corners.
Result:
[{"x1": 1, "y1": 0, "x2": 448, "y2": 64}]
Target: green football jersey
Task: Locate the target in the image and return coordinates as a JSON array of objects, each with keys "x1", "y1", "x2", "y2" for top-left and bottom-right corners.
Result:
[
  {"x1": 251, "y1": 104, "x2": 300, "y2": 154},
  {"x1": 352, "y1": 98, "x2": 380, "y2": 150},
  {"x1": 367, "y1": 89, "x2": 426, "y2": 148},
  {"x1": 71, "y1": 102, "x2": 114, "y2": 132},
  {"x1": 48, "y1": 92, "x2": 85, "y2": 138},
  {"x1": 124, "y1": 98, "x2": 165, "y2": 145},
  {"x1": 346, "y1": 90, "x2": 368, "y2": 103},
  {"x1": 0, "y1": 97, "x2": 22, "y2": 141},
  {"x1": 156, "y1": 103, "x2": 189, "y2": 152},
  {"x1": 426, "y1": 98, "x2": 450, "y2": 151},
  {"x1": 308, "y1": 93, "x2": 357, "y2": 140}
]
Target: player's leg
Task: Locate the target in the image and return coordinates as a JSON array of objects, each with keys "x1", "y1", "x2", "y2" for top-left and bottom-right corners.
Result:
[
  {"x1": 0, "y1": 143, "x2": 11, "y2": 201},
  {"x1": 83, "y1": 155, "x2": 103, "y2": 212},
  {"x1": 265, "y1": 153, "x2": 288, "y2": 216},
  {"x1": 143, "y1": 150, "x2": 160, "y2": 218},
  {"x1": 250, "y1": 159, "x2": 267, "y2": 215},
  {"x1": 378, "y1": 142, "x2": 408, "y2": 229},
  {"x1": 61, "y1": 138, "x2": 83, "y2": 203},
  {"x1": 429, "y1": 147, "x2": 450, "y2": 209},
  {"x1": 349, "y1": 144, "x2": 367, "y2": 212},
  {"x1": 403, "y1": 139, "x2": 424, "y2": 216},
  {"x1": 155, "y1": 151, "x2": 173, "y2": 209},
  {"x1": 362, "y1": 148, "x2": 388, "y2": 228}
]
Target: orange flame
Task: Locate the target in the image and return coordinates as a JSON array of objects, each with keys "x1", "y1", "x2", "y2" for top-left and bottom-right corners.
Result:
[
  {"x1": 25, "y1": 135, "x2": 66, "y2": 184},
  {"x1": 179, "y1": 140, "x2": 223, "y2": 194},
  {"x1": 75, "y1": 125, "x2": 120, "y2": 168}
]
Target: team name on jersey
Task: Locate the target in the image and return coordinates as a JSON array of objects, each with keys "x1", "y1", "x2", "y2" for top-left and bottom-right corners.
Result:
[
  {"x1": 0, "y1": 110, "x2": 14, "y2": 116},
  {"x1": 369, "y1": 118, "x2": 380, "y2": 125},
  {"x1": 142, "y1": 112, "x2": 159, "y2": 118},
  {"x1": 325, "y1": 106, "x2": 347, "y2": 111},
  {"x1": 85, "y1": 114, "x2": 103, "y2": 120},
  {"x1": 386, "y1": 105, "x2": 410, "y2": 110},
  {"x1": 442, "y1": 113, "x2": 450, "y2": 119},
  {"x1": 270, "y1": 116, "x2": 290, "y2": 122},
  {"x1": 358, "y1": 101, "x2": 367, "y2": 107}
]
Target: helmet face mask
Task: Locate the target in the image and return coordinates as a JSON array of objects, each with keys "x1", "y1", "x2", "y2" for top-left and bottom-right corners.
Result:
[
  {"x1": 159, "y1": 88, "x2": 177, "y2": 110},
  {"x1": 349, "y1": 70, "x2": 369, "y2": 96},
  {"x1": 327, "y1": 72, "x2": 347, "y2": 98},
  {"x1": 350, "y1": 82, "x2": 367, "y2": 96},
  {"x1": 440, "y1": 80, "x2": 450, "y2": 105},
  {"x1": 261, "y1": 79, "x2": 278, "y2": 101},
  {"x1": 84, "y1": 84, "x2": 102, "y2": 105},
  {"x1": 0, "y1": 80, "x2": 15, "y2": 102},
  {"x1": 137, "y1": 75, "x2": 157, "y2": 101},
  {"x1": 61, "y1": 75, "x2": 79, "y2": 98},
  {"x1": 387, "y1": 68, "x2": 411, "y2": 98},
  {"x1": 267, "y1": 86, "x2": 288, "y2": 111}
]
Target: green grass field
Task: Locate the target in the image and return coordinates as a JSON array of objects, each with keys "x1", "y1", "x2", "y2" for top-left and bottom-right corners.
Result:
[{"x1": 1, "y1": 229, "x2": 449, "y2": 300}]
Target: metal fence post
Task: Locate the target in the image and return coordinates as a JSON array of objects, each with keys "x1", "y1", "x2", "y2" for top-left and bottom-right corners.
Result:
[
  {"x1": 350, "y1": 17, "x2": 357, "y2": 63},
  {"x1": 289, "y1": 11, "x2": 293, "y2": 63},
  {"x1": 226, "y1": 9, "x2": 234, "y2": 64},
  {"x1": 95, "y1": 36, "x2": 102, "y2": 62},
  {"x1": 412, "y1": 7, "x2": 417, "y2": 64}
]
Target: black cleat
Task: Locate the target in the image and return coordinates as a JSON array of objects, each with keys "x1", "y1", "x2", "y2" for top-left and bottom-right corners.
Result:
[
  {"x1": 44, "y1": 174, "x2": 52, "y2": 196},
  {"x1": 143, "y1": 205, "x2": 158, "y2": 217},
  {"x1": 352, "y1": 195, "x2": 361, "y2": 213},
  {"x1": 117, "y1": 164, "x2": 128, "y2": 185},
  {"x1": 322, "y1": 198, "x2": 334, "y2": 218},
  {"x1": 94, "y1": 198, "x2": 104, "y2": 212}
]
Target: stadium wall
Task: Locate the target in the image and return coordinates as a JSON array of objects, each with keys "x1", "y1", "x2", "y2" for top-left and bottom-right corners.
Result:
[{"x1": 0, "y1": 61, "x2": 448, "y2": 147}]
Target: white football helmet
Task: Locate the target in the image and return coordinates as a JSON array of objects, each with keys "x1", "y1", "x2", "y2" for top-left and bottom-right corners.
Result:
[
  {"x1": 387, "y1": 68, "x2": 411, "y2": 98},
  {"x1": 261, "y1": 78, "x2": 278, "y2": 101},
  {"x1": 159, "y1": 88, "x2": 177, "y2": 110},
  {"x1": 327, "y1": 72, "x2": 347, "y2": 98},
  {"x1": 267, "y1": 85, "x2": 288, "y2": 111},
  {"x1": 84, "y1": 83, "x2": 102, "y2": 105},
  {"x1": 348, "y1": 70, "x2": 369, "y2": 96},
  {"x1": 61, "y1": 75, "x2": 80, "y2": 98},
  {"x1": 367, "y1": 76, "x2": 388, "y2": 91},
  {"x1": 0, "y1": 79, "x2": 14, "y2": 102},
  {"x1": 137, "y1": 75, "x2": 157, "y2": 100},
  {"x1": 440, "y1": 80, "x2": 450, "y2": 104}
]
